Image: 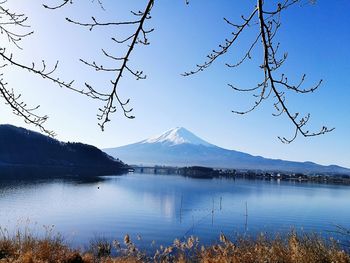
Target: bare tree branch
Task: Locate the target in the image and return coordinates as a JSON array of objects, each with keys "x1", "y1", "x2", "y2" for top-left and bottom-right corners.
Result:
[
  {"x1": 0, "y1": 74, "x2": 55, "y2": 136},
  {"x1": 1, "y1": 0, "x2": 154, "y2": 134},
  {"x1": 61, "y1": 0, "x2": 154, "y2": 130},
  {"x1": 0, "y1": 1, "x2": 55, "y2": 135},
  {"x1": 182, "y1": 8, "x2": 258, "y2": 76},
  {"x1": 184, "y1": 0, "x2": 334, "y2": 143},
  {"x1": 44, "y1": 0, "x2": 154, "y2": 131},
  {"x1": 65, "y1": 16, "x2": 142, "y2": 31},
  {"x1": 1, "y1": 0, "x2": 333, "y2": 142},
  {"x1": 43, "y1": 0, "x2": 72, "y2": 10},
  {"x1": 257, "y1": 0, "x2": 334, "y2": 143},
  {"x1": 0, "y1": 49, "x2": 108, "y2": 100}
]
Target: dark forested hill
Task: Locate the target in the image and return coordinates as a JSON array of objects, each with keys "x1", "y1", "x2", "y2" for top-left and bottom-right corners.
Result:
[{"x1": 0, "y1": 124, "x2": 128, "y2": 177}]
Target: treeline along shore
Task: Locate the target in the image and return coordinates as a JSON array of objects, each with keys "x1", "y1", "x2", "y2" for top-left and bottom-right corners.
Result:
[{"x1": 132, "y1": 165, "x2": 350, "y2": 185}]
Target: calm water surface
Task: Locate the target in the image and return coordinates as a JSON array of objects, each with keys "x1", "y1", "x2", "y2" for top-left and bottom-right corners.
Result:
[{"x1": 0, "y1": 173, "x2": 349, "y2": 248}]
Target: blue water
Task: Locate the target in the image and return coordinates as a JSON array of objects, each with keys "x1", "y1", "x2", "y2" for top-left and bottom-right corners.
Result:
[{"x1": 0, "y1": 173, "x2": 349, "y2": 249}]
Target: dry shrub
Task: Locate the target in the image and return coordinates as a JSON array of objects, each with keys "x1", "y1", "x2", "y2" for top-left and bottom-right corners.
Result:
[
  {"x1": 1, "y1": 228, "x2": 349, "y2": 263},
  {"x1": 198, "y1": 232, "x2": 350, "y2": 263},
  {"x1": 89, "y1": 236, "x2": 112, "y2": 259}
]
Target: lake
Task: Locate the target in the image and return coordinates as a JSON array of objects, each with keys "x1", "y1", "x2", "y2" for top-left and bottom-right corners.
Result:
[{"x1": 0, "y1": 173, "x2": 349, "y2": 250}]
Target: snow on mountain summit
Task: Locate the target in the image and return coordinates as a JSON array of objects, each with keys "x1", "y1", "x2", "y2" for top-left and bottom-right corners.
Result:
[{"x1": 141, "y1": 127, "x2": 213, "y2": 146}]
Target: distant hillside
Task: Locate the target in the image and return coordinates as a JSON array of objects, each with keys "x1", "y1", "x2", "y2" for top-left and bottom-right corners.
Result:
[
  {"x1": 0, "y1": 124, "x2": 128, "y2": 177},
  {"x1": 105, "y1": 127, "x2": 350, "y2": 175}
]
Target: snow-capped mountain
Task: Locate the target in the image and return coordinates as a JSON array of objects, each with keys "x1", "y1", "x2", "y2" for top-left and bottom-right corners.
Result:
[
  {"x1": 140, "y1": 127, "x2": 212, "y2": 146},
  {"x1": 104, "y1": 127, "x2": 350, "y2": 175}
]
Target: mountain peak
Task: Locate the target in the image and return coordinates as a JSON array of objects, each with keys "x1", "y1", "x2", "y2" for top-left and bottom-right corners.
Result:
[
  {"x1": 105, "y1": 127, "x2": 350, "y2": 174},
  {"x1": 142, "y1": 127, "x2": 212, "y2": 146}
]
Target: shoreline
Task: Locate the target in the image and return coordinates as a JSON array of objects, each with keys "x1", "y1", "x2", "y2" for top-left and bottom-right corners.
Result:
[{"x1": 132, "y1": 165, "x2": 350, "y2": 186}]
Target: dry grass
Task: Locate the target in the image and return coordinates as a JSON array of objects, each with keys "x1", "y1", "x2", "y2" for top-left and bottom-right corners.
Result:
[
  {"x1": 197, "y1": 233, "x2": 350, "y2": 263},
  {"x1": 0, "y1": 228, "x2": 349, "y2": 263}
]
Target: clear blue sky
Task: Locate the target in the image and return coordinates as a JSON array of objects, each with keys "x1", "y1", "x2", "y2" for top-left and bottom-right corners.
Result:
[{"x1": 1, "y1": 0, "x2": 350, "y2": 167}]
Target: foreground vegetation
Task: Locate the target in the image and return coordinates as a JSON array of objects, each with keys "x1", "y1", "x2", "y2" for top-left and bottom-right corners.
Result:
[{"x1": 1, "y1": 228, "x2": 349, "y2": 263}]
